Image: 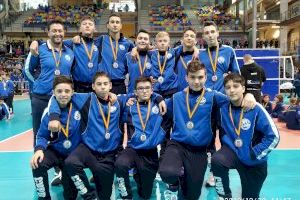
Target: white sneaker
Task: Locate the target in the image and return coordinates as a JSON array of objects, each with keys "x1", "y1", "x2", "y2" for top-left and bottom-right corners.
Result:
[
  {"x1": 50, "y1": 170, "x2": 62, "y2": 186},
  {"x1": 205, "y1": 172, "x2": 215, "y2": 187},
  {"x1": 164, "y1": 190, "x2": 178, "y2": 200},
  {"x1": 155, "y1": 173, "x2": 162, "y2": 181}
]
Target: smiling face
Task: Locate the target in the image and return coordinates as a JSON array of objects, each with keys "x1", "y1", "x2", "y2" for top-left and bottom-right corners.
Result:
[
  {"x1": 136, "y1": 32, "x2": 150, "y2": 51},
  {"x1": 182, "y1": 30, "x2": 196, "y2": 49},
  {"x1": 53, "y1": 83, "x2": 74, "y2": 108},
  {"x1": 48, "y1": 23, "x2": 65, "y2": 45}
]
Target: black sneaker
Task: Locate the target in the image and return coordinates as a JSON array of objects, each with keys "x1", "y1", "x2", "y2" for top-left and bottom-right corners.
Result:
[{"x1": 50, "y1": 171, "x2": 62, "y2": 186}]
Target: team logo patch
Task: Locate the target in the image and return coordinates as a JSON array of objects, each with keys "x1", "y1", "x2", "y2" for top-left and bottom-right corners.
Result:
[
  {"x1": 74, "y1": 111, "x2": 81, "y2": 120},
  {"x1": 119, "y1": 44, "x2": 125, "y2": 51},
  {"x1": 65, "y1": 55, "x2": 71, "y2": 61},
  {"x1": 241, "y1": 118, "x2": 251, "y2": 130},
  {"x1": 146, "y1": 62, "x2": 152, "y2": 69},
  {"x1": 218, "y1": 56, "x2": 225, "y2": 64},
  {"x1": 197, "y1": 97, "x2": 206, "y2": 105},
  {"x1": 151, "y1": 105, "x2": 159, "y2": 114},
  {"x1": 167, "y1": 53, "x2": 172, "y2": 59},
  {"x1": 110, "y1": 106, "x2": 117, "y2": 113},
  {"x1": 94, "y1": 46, "x2": 98, "y2": 52}
]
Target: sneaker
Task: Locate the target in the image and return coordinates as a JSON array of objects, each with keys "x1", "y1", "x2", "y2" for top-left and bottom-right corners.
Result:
[
  {"x1": 50, "y1": 170, "x2": 62, "y2": 186},
  {"x1": 89, "y1": 176, "x2": 94, "y2": 183},
  {"x1": 205, "y1": 172, "x2": 215, "y2": 187},
  {"x1": 164, "y1": 189, "x2": 178, "y2": 200},
  {"x1": 155, "y1": 173, "x2": 162, "y2": 181},
  {"x1": 129, "y1": 168, "x2": 137, "y2": 176}
]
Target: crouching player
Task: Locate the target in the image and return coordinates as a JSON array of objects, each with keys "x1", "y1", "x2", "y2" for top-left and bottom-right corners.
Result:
[
  {"x1": 30, "y1": 76, "x2": 81, "y2": 199},
  {"x1": 115, "y1": 76, "x2": 166, "y2": 199},
  {"x1": 212, "y1": 73, "x2": 280, "y2": 199}
]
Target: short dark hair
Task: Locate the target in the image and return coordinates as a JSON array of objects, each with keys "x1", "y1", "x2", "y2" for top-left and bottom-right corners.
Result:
[
  {"x1": 53, "y1": 75, "x2": 73, "y2": 89},
  {"x1": 223, "y1": 73, "x2": 245, "y2": 87},
  {"x1": 187, "y1": 60, "x2": 206, "y2": 75},
  {"x1": 107, "y1": 13, "x2": 121, "y2": 24},
  {"x1": 92, "y1": 72, "x2": 111, "y2": 83},
  {"x1": 80, "y1": 16, "x2": 95, "y2": 25},
  {"x1": 138, "y1": 29, "x2": 150, "y2": 35},
  {"x1": 183, "y1": 27, "x2": 197, "y2": 35},
  {"x1": 47, "y1": 19, "x2": 65, "y2": 31},
  {"x1": 135, "y1": 76, "x2": 152, "y2": 89},
  {"x1": 203, "y1": 21, "x2": 217, "y2": 29}
]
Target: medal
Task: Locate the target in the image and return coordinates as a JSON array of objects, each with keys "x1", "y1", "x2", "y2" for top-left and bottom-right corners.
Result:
[
  {"x1": 97, "y1": 99, "x2": 111, "y2": 141},
  {"x1": 88, "y1": 62, "x2": 93, "y2": 68},
  {"x1": 63, "y1": 139, "x2": 72, "y2": 149},
  {"x1": 109, "y1": 36, "x2": 119, "y2": 69},
  {"x1": 140, "y1": 134, "x2": 147, "y2": 142},
  {"x1": 186, "y1": 121, "x2": 194, "y2": 129},
  {"x1": 61, "y1": 104, "x2": 73, "y2": 149},
  {"x1": 82, "y1": 38, "x2": 95, "y2": 68},
  {"x1": 54, "y1": 69, "x2": 61, "y2": 76},
  {"x1": 157, "y1": 76, "x2": 164, "y2": 83},
  {"x1": 234, "y1": 137, "x2": 243, "y2": 147},
  {"x1": 157, "y1": 51, "x2": 168, "y2": 83},
  {"x1": 50, "y1": 40, "x2": 62, "y2": 77},
  {"x1": 113, "y1": 62, "x2": 119, "y2": 68},
  {"x1": 105, "y1": 132, "x2": 111, "y2": 140},
  {"x1": 229, "y1": 104, "x2": 244, "y2": 148},
  {"x1": 137, "y1": 100, "x2": 151, "y2": 137},
  {"x1": 207, "y1": 45, "x2": 219, "y2": 82},
  {"x1": 212, "y1": 75, "x2": 217, "y2": 82},
  {"x1": 186, "y1": 88, "x2": 205, "y2": 130}
]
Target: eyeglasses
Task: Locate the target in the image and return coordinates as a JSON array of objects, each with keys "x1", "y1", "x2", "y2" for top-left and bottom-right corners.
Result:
[{"x1": 136, "y1": 86, "x2": 151, "y2": 92}]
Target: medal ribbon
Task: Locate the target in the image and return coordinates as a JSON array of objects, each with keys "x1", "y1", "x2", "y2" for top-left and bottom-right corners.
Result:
[
  {"x1": 180, "y1": 56, "x2": 188, "y2": 69},
  {"x1": 229, "y1": 104, "x2": 244, "y2": 137},
  {"x1": 109, "y1": 36, "x2": 119, "y2": 62},
  {"x1": 81, "y1": 38, "x2": 94, "y2": 62},
  {"x1": 207, "y1": 45, "x2": 219, "y2": 75},
  {"x1": 157, "y1": 51, "x2": 168, "y2": 76},
  {"x1": 61, "y1": 103, "x2": 73, "y2": 138},
  {"x1": 136, "y1": 100, "x2": 151, "y2": 132},
  {"x1": 186, "y1": 88, "x2": 205, "y2": 120},
  {"x1": 50, "y1": 40, "x2": 62, "y2": 70},
  {"x1": 97, "y1": 99, "x2": 111, "y2": 131},
  {"x1": 137, "y1": 53, "x2": 148, "y2": 75}
]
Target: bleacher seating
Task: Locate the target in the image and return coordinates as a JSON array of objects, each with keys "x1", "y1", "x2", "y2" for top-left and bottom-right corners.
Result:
[{"x1": 148, "y1": 5, "x2": 192, "y2": 32}]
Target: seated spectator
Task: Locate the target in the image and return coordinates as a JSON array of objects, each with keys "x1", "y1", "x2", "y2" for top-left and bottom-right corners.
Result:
[
  {"x1": 278, "y1": 97, "x2": 297, "y2": 122},
  {"x1": 285, "y1": 99, "x2": 300, "y2": 130},
  {"x1": 0, "y1": 97, "x2": 10, "y2": 121},
  {"x1": 271, "y1": 94, "x2": 285, "y2": 118},
  {"x1": 0, "y1": 71, "x2": 14, "y2": 113},
  {"x1": 262, "y1": 94, "x2": 272, "y2": 114}
]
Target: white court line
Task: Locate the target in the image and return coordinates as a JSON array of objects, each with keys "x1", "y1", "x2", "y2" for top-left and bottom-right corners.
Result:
[
  {"x1": 0, "y1": 150, "x2": 33, "y2": 153},
  {"x1": 0, "y1": 129, "x2": 32, "y2": 143},
  {"x1": 275, "y1": 148, "x2": 300, "y2": 151}
]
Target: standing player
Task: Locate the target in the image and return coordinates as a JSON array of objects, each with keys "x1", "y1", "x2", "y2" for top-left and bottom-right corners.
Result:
[
  {"x1": 0, "y1": 96, "x2": 10, "y2": 121},
  {"x1": 125, "y1": 29, "x2": 152, "y2": 94},
  {"x1": 211, "y1": 73, "x2": 279, "y2": 199},
  {"x1": 115, "y1": 77, "x2": 166, "y2": 199},
  {"x1": 24, "y1": 19, "x2": 74, "y2": 146},
  {"x1": 30, "y1": 76, "x2": 81, "y2": 200},
  {"x1": 0, "y1": 71, "x2": 14, "y2": 114},
  {"x1": 199, "y1": 21, "x2": 240, "y2": 186}
]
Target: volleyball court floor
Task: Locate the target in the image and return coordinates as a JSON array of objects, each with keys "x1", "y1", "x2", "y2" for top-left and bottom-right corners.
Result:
[{"x1": 0, "y1": 99, "x2": 299, "y2": 200}]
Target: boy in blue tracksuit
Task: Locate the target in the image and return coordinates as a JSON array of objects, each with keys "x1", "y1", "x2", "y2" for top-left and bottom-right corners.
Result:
[
  {"x1": 211, "y1": 73, "x2": 280, "y2": 199},
  {"x1": 125, "y1": 29, "x2": 152, "y2": 94},
  {"x1": 176, "y1": 27, "x2": 198, "y2": 91},
  {"x1": 271, "y1": 94, "x2": 285, "y2": 118},
  {"x1": 24, "y1": 20, "x2": 74, "y2": 146},
  {"x1": 115, "y1": 77, "x2": 166, "y2": 199},
  {"x1": 0, "y1": 97, "x2": 10, "y2": 120},
  {"x1": 30, "y1": 76, "x2": 81, "y2": 200},
  {"x1": 158, "y1": 61, "x2": 255, "y2": 200},
  {"x1": 97, "y1": 13, "x2": 134, "y2": 94},
  {"x1": 0, "y1": 71, "x2": 14, "y2": 113}
]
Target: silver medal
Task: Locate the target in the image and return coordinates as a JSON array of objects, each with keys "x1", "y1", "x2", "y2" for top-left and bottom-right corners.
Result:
[
  {"x1": 212, "y1": 75, "x2": 217, "y2": 82},
  {"x1": 234, "y1": 138, "x2": 243, "y2": 148},
  {"x1": 158, "y1": 76, "x2": 164, "y2": 84},
  {"x1": 105, "y1": 132, "x2": 111, "y2": 140},
  {"x1": 113, "y1": 62, "x2": 119, "y2": 68},
  {"x1": 54, "y1": 69, "x2": 61, "y2": 76},
  {"x1": 88, "y1": 62, "x2": 93, "y2": 68},
  {"x1": 186, "y1": 121, "x2": 194, "y2": 129},
  {"x1": 63, "y1": 139, "x2": 72, "y2": 149},
  {"x1": 140, "y1": 134, "x2": 147, "y2": 142}
]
